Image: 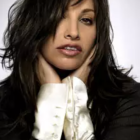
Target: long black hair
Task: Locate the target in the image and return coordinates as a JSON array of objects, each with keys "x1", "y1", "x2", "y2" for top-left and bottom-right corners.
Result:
[{"x1": 0, "y1": 0, "x2": 136, "y2": 139}]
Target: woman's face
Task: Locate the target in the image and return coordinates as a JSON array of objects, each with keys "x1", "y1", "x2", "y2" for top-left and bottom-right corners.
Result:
[{"x1": 42, "y1": 0, "x2": 96, "y2": 70}]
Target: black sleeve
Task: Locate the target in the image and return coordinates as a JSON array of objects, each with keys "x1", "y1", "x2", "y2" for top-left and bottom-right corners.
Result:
[
  {"x1": 103, "y1": 83, "x2": 140, "y2": 140},
  {"x1": 0, "y1": 112, "x2": 20, "y2": 140},
  {"x1": 0, "y1": 87, "x2": 21, "y2": 140},
  {"x1": 0, "y1": 110, "x2": 36, "y2": 140}
]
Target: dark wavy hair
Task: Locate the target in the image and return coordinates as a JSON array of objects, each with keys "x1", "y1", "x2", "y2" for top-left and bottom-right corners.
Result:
[{"x1": 0, "y1": 0, "x2": 135, "y2": 139}]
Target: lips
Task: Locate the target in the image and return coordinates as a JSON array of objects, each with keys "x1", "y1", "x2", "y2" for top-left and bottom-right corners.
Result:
[{"x1": 57, "y1": 44, "x2": 82, "y2": 51}]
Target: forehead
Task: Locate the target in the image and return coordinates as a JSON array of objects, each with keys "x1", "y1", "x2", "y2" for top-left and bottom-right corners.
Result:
[
  {"x1": 67, "y1": 0, "x2": 94, "y2": 12},
  {"x1": 69, "y1": 0, "x2": 94, "y2": 9}
]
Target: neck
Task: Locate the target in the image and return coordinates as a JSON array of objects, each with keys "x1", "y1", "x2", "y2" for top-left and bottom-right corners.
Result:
[{"x1": 52, "y1": 65, "x2": 75, "y2": 80}]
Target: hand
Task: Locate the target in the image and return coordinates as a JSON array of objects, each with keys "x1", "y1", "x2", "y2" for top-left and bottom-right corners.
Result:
[
  {"x1": 62, "y1": 46, "x2": 96, "y2": 85},
  {"x1": 36, "y1": 53, "x2": 61, "y2": 85}
]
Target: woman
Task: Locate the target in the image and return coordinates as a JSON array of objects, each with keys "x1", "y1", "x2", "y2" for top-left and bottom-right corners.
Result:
[{"x1": 0, "y1": 0, "x2": 140, "y2": 139}]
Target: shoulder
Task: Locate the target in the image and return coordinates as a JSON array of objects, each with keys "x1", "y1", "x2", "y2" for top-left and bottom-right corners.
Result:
[
  {"x1": 116, "y1": 82, "x2": 140, "y2": 115},
  {"x1": 114, "y1": 81, "x2": 140, "y2": 122},
  {"x1": 103, "y1": 82, "x2": 140, "y2": 140},
  {"x1": 0, "y1": 81, "x2": 21, "y2": 140},
  {"x1": 0, "y1": 80, "x2": 36, "y2": 140}
]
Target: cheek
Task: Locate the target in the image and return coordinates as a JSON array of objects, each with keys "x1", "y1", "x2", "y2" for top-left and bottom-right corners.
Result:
[
  {"x1": 40, "y1": 26, "x2": 96, "y2": 70},
  {"x1": 41, "y1": 39, "x2": 53, "y2": 63},
  {"x1": 41, "y1": 44, "x2": 54, "y2": 62},
  {"x1": 81, "y1": 31, "x2": 96, "y2": 61},
  {"x1": 41, "y1": 36, "x2": 54, "y2": 53},
  {"x1": 82, "y1": 31, "x2": 96, "y2": 52},
  {"x1": 81, "y1": 26, "x2": 96, "y2": 45}
]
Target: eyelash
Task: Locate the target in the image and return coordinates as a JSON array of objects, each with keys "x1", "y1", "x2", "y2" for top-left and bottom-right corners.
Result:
[
  {"x1": 61, "y1": 16, "x2": 94, "y2": 25},
  {"x1": 81, "y1": 18, "x2": 93, "y2": 25}
]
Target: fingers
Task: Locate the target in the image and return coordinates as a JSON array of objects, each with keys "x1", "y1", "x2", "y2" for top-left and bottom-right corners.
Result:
[
  {"x1": 38, "y1": 53, "x2": 46, "y2": 64},
  {"x1": 89, "y1": 45, "x2": 96, "y2": 60},
  {"x1": 35, "y1": 53, "x2": 47, "y2": 85},
  {"x1": 35, "y1": 53, "x2": 61, "y2": 84},
  {"x1": 36, "y1": 53, "x2": 43, "y2": 73},
  {"x1": 85, "y1": 45, "x2": 96, "y2": 65}
]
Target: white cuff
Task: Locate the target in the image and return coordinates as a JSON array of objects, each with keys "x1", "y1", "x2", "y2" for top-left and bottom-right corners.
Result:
[
  {"x1": 32, "y1": 83, "x2": 68, "y2": 140},
  {"x1": 63, "y1": 76, "x2": 94, "y2": 140},
  {"x1": 72, "y1": 76, "x2": 94, "y2": 140}
]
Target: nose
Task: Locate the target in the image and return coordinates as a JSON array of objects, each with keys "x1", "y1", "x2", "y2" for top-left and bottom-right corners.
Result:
[{"x1": 64, "y1": 21, "x2": 80, "y2": 40}]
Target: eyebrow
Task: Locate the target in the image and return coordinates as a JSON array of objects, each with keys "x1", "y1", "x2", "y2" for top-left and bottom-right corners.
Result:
[{"x1": 81, "y1": 9, "x2": 95, "y2": 13}]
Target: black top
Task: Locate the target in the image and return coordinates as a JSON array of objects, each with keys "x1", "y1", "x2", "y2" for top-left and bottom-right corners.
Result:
[{"x1": 0, "y1": 82, "x2": 140, "y2": 140}]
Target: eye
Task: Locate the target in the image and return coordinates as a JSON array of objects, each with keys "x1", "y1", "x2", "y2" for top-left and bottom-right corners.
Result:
[{"x1": 81, "y1": 18, "x2": 93, "y2": 25}]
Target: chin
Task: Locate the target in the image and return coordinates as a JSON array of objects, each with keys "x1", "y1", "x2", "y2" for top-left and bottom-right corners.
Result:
[
  {"x1": 55, "y1": 64, "x2": 78, "y2": 70},
  {"x1": 51, "y1": 61, "x2": 80, "y2": 70}
]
